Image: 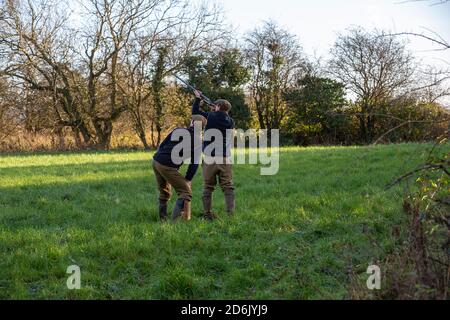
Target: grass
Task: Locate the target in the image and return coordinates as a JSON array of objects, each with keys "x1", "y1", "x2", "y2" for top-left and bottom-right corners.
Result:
[{"x1": 0, "y1": 143, "x2": 435, "y2": 299}]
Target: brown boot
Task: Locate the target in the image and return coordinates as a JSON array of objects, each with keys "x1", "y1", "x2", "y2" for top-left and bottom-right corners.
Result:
[
  {"x1": 202, "y1": 193, "x2": 218, "y2": 221},
  {"x1": 224, "y1": 190, "x2": 235, "y2": 216},
  {"x1": 172, "y1": 199, "x2": 192, "y2": 222},
  {"x1": 182, "y1": 200, "x2": 191, "y2": 221}
]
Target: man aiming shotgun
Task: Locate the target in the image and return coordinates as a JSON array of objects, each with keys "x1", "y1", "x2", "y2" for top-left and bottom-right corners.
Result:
[{"x1": 192, "y1": 89, "x2": 236, "y2": 220}]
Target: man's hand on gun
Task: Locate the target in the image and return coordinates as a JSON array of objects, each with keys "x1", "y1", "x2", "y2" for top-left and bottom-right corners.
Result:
[
  {"x1": 194, "y1": 89, "x2": 215, "y2": 111},
  {"x1": 193, "y1": 89, "x2": 202, "y2": 99}
]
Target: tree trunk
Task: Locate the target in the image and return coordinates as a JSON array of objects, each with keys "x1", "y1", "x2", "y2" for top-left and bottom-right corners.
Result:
[
  {"x1": 136, "y1": 124, "x2": 150, "y2": 150},
  {"x1": 93, "y1": 118, "x2": 113, "y2": 149},
  {"x1": 358, "y1": 113, "x2": 368, "y2": 144},
  {"x1": 152, "y1": 47, "x2": 168, "y2": 147},
  {"x1": 72, "y1": 127, "x2": 83, "y2": 149},
  {"x1": 56, "y1": 127, "x2": 66, "y2": 150},
  {"x1": 139, "y1": 132, "x2": 151, "y2": 150},
  {"x1": 367, "y1": 114, "x2": 375, "y2": 144},
  {"x1": 255, "y1": 98, "x2": 266, "y2": 130},
  {"x1": 77, "y1": 121, "x2": 93, "y2": 146},
  {"x1": 150, "y1": 121, "x2": 157, "y2": 149}
]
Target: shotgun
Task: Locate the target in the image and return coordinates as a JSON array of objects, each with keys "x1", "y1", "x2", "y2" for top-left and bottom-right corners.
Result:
[{"x1": 173, "y1": 75, "x2": 215, "y2": 106}]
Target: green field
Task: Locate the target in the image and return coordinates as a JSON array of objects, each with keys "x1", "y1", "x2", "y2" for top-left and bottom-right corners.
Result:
[{"x1": 0, "y1": 144, "x2": 432, "y2": 299}]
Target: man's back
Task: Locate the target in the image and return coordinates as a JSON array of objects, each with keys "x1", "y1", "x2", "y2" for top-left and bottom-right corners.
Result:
[
  {"x1": 191, "y1": 94, "x2": 236, "y2": 219},
  {"x1": 153, "y1": 127, "x2": 198, "y2": 168},
  {"x1": 192, "y1": 98, "x2": 234, "y2": 157}
]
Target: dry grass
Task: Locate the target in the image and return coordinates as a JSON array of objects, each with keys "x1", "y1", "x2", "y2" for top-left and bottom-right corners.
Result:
[{"x1": 0, "y1": 130, "x2": 149, "y2": 153}]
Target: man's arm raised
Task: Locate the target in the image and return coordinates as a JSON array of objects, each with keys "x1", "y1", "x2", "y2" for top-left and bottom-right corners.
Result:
[{"x1": 192, "y1": 90, "x2": 209, "y2": 118}]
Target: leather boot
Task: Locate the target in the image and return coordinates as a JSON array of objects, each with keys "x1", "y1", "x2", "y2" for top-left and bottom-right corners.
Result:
[
  {"x1": 182, "y1": 200, "x2": 191, "y2": 221},
  {"x1": 159, "y1": 200, "x2": 168, "y2": 221},
  {"x1": 224, "y1": 190, "x2": 235, "y2": 216},
  {"x1": 172, "y1": 198, "x2": 185, "y2": 221},
  {"x1": 202, "y1": 193, "x2": 218, "y2": 221}
]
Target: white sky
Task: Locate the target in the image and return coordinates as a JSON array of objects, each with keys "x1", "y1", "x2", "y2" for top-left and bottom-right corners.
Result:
[{"x1": 218, "y1": 0, "x2": 450, "y2": 67}]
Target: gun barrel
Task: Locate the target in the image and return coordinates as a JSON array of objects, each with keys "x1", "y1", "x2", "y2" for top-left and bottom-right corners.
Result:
[
  {"x1": 173, "y1": 75, "x2": 193, "y2": 90},
  {"x1": 173, "y1": 75, "x2": 215, "y2": 106}
]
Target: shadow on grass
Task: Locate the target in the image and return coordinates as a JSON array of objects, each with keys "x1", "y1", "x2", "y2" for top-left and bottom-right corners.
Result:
[
  {"x1": 0, "y1": 160, "x2": 164, "y2": 229},
  {"x1": 0, "y1": 159, "x2": 152, "y2": 176}
]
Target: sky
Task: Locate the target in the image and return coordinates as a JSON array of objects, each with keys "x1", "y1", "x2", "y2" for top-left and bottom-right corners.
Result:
[
  {"x1": 218, "y1": 0, "x2": 450, "y2": 67},
  {"x1": 70, "y1": 0, "x2": 450, "y2": 66}
]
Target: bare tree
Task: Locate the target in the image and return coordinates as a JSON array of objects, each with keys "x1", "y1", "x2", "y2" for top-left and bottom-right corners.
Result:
[
  {"x1": 0, "y1": 0, "x2": 94, "y2": 146},
  {"x1": 388, "y1": 1, "x2": 450, "y2": 107},
  {"x1": 244, "y1": 21, "x2": 306, "y2": 130},
  {"x1": 411, "y1": 66, "x2": 450, "y2": 104},
  {"x1": 0, "y1": 0, "x2": 148, "y2": 148},
  {"x1": 120, "y1": 35, "x2": 154, "y2": 149},
  {"x1": 329, "y1": 28, "x2": 415, "y2": 143},
  {"x1": 77, "y1": 0, "x2": 161, "y2": 148},
  {"x1": 0, "y1": 77, "x2": 19, "y2": 143},
  {"x1": 0, "y1": 0, "x2": 226, "y2": 149},
  {"x1": 117, "y1": 0, "x2": 227, "y2": 148}
]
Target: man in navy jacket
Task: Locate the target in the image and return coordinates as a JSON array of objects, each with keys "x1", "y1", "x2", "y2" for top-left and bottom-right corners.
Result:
[{"x1": 153, "y1": 115, "x2": 207, "y2": 221}]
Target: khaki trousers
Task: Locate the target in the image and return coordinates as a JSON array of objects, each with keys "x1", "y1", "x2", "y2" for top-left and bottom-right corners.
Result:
[
  {"x1": 152, "y1": 160, "x2": 192, "y2": 202},
  {"x1": 202, "y1": 160, "x2": 234, "y2": 194}
]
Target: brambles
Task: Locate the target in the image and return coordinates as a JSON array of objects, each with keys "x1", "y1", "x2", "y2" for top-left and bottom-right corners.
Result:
[{"x1": 351, "y1": 136, "x2": 449, "y2": 299}]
